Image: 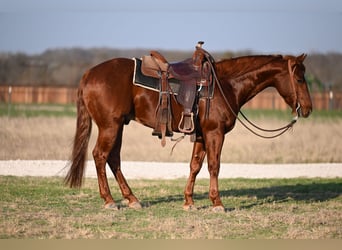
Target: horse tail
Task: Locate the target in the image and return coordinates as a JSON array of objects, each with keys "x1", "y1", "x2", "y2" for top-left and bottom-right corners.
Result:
[{"x1": 64, "y1": 78, "x2": 92, "y2": 188}]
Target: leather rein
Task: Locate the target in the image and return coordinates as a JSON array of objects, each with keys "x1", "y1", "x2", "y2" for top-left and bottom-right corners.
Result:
[{"x1": 204, "y1": 52, "x2": 300, "y2": 139}]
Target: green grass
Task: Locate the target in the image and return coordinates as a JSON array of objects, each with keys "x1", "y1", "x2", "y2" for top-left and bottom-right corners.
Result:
[
  {"x1": 0, "y1": 103, "x2": 76, "y2": 117},
  {"x1": 0, "y1": 176, "x2": 341, "y2": 239},
  {"x1": 239, "y1": 108, "x2": 342, "y2": 121},
  {"x1": 1, "y1": 103, "x2": 342, "y2": 119}
]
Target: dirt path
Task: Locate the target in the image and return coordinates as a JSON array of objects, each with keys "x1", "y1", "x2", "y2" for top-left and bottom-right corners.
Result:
[{"x1": 0, "y1": 160, "x2": 341, "y2": 179}]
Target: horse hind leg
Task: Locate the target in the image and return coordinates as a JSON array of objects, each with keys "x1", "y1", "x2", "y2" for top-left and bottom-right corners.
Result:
[
  {"x1": 92, "y1": 126, "x2": 121, "y2": 209},
  {"x1": 183, "y1": 141, "x2": 206, "y2": 210},
  {"x1": 107, "y1": 124, "x2": 142, "y2": 209}
]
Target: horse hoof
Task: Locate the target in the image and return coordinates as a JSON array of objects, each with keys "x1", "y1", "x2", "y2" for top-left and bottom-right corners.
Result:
[
  {"x1": 183, "y1": 204, "x2": 197, "y2": 211},
  {"x1": 212, "y1": 206, "x2": 225, "y2": 213},
  {"x1": 129, "y1": 201, "x2": 142, "y2": 209},
  {"x1": 104, "y1": 202, "x2": 119, "y2": 210}
]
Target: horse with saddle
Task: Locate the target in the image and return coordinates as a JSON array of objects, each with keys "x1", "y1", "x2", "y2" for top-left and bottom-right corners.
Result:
[{"x1": 65, "y1": 41, "x2": 312, "y2": 211}]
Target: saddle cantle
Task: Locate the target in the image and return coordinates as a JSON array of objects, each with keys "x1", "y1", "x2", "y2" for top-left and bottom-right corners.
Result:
[{"x1": 136, "y1": 41, "x2": 214, "y2": 146}]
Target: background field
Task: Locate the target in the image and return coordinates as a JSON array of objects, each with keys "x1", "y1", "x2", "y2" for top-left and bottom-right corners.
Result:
[
  {"x1": 0, "y1": 105, "x2": 341, "y2": 239},
  {"x1": 1, "y1": 176, "x2": 341, "y2": 239},
  {"x1": 0, "y1": 104, "x2": 341, "y2": 163}
]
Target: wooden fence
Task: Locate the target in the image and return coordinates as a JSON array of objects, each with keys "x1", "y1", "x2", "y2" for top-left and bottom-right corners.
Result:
[
  {"x1": 0, "y1": 86, "x2": 77, "y2": 104},
  {"x1": 0, "y1": 85, "x2": 341, "y2": 110}
]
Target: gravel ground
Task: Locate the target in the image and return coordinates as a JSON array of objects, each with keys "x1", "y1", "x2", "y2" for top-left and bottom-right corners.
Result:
[{"x1": 0, "y1": 160, "x2": 341, "y2": 179}]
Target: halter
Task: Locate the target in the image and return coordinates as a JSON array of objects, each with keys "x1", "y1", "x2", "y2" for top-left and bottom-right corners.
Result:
[
  {"x1": 210, "y1": 55, "x2": 301, "y2": 139},
  {"x1": 288, "y1": 59, "x2": 300, "y2": 121}
]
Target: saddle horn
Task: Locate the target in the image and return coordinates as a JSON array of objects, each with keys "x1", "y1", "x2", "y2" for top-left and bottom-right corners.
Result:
[{"x1": 196, "y1": 41, "x2": 204, "y2": 48}]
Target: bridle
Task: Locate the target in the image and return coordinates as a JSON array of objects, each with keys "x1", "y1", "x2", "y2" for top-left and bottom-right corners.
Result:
[
  {"x1": 287, "y1": 59, "x2": 301, "y2": 120},
  {"x1": 205, "y1": 52, "x2": 301, "y2": 139}
]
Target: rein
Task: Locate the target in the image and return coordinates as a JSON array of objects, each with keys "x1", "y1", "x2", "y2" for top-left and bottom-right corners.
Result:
[{"x1": 205, "y1": 53, "x2": 299, "y2": 139}]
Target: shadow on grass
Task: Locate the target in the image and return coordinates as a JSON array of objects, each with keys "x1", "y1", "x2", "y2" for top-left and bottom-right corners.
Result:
[
  {"x1": 143, "y1": 181, "x2": 342, "y2": 210},
  {"x1": 220, "y1": 181, "x2": 342, "y2": 211}
]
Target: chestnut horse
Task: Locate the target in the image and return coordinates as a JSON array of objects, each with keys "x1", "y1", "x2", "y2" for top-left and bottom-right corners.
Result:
[{"x1": 65, "y1": 53, "x2": 312, "y2": 211}]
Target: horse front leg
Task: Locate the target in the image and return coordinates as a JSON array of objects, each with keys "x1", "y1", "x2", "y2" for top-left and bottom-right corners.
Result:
[
  {"x1": 183, "y1": 140, "x2": 206, "y2": 210},
  {"x1": 107, "y1": 124, "x2": 141, "y2": 209},
  {"x1": 205, "y1": 132, "x2": 225, "y2": 212}
]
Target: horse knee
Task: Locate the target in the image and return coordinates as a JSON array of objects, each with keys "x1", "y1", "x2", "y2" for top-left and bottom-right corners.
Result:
[
  {"x1": 208, "y1": 165, "x2": 219, "y2": 177},
  {"x1": 190, "y1": 153, "x2": 205, "y2": 173},
  {"x1": 92, "y1": 151, "x2": 99, "y2": 161},
  {"x1": 189, "y1": 163, "x2": 201, "y2": 175}
]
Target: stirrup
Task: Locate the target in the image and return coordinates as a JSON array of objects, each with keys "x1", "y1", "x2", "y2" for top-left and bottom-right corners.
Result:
[{"x1": 178, "y1": 112, "x2": 195, "y2": 134}]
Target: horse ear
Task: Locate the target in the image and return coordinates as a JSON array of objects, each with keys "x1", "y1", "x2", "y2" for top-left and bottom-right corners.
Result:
[{"x1": 297, "y1": 53, "x2": 307, "y2": 62}]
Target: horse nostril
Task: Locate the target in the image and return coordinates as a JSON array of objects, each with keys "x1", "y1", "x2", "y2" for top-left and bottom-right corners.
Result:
[{"x1": 304, "y1": 108, "x2": 312, "y2": 118}]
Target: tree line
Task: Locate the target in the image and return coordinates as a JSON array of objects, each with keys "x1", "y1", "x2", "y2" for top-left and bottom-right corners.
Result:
[{"x1": 0, "y1": 48, "x2": 341, "y2": 91}]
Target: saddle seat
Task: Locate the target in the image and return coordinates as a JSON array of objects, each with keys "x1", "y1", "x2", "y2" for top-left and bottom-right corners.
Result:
[
  {"x1": 146, "y1": 50, "x2": 201, "y2": 81},
  {"x1": 169, "y1": 58, "x2": 201, "y2": 81}
]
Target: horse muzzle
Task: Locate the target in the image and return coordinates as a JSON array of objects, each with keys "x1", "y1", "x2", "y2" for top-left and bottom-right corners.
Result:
[{"x1": 295, "y1": 103, "x2": 312, "y2": 118}]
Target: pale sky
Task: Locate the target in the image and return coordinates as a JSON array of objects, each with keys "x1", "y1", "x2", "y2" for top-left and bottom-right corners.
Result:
[{"x1": 1, "y1": 0, "x2": 342, "y2": 54}]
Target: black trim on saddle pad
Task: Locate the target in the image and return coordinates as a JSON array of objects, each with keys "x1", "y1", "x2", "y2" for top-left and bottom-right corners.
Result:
[{"x1": 133, "y1": 58, "x2": 181, "y2": 94}]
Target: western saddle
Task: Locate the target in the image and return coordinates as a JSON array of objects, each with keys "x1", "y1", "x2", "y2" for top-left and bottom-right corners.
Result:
[{"x1": 141, "y1": 41, "x2": 213, "y2": 146}]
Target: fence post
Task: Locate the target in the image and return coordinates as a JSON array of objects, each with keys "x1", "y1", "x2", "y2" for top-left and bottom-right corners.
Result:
[{"x1": 329, "y1": 89, "x2": 334, "y2": 110}]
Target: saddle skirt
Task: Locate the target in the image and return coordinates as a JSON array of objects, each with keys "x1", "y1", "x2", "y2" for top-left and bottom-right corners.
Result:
[{"x1": 132, "y1": 58, "x2": 213, "y2": 98}]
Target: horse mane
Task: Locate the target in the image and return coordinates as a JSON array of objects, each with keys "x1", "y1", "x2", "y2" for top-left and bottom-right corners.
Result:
[{"x1": 215, "y1": 55, "x2": 284, "y2": 79}]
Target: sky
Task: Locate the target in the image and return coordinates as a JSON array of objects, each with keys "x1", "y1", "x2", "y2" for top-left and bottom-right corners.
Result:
[{"x1": 1, "y1": 0, "x2": 342, "y2": 55}]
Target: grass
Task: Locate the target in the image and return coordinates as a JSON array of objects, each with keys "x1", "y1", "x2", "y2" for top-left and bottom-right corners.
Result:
[
  {"x1": 240, "y1": 108, "x2": 342, "y2": 121},
  {"x1": 1, "y1": 115, "x2": 341, "y2": 163},
  {"x1": 0, "y1": 103, "x2": 341, "y2": 240},
  {"x1": 0, "y1": 176, "x2": 341, "y2": 239},
  {"x1": 1, "y1": 103, "x2": 342, "y2": 119},
  {"x1": 0, "y1": 103, "x2": 76, "y2": 117}
]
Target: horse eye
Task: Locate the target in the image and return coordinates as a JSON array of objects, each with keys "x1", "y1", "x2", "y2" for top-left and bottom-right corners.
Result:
[{"x1": 297, "y1": 76, "x2": 306, "y2": 84}]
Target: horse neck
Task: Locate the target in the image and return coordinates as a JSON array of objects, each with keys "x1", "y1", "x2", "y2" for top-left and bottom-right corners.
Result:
[{"x1": 225, "y1": 60, "x2": 284, "y2": 107}]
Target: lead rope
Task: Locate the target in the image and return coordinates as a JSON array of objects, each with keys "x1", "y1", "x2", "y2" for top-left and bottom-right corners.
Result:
[
  {"x1": 237, "y1": 59, "x2": 299, "y2": 133},
  {"x1": 207, "y1": 55, "x2": 299, "y2": 139}
]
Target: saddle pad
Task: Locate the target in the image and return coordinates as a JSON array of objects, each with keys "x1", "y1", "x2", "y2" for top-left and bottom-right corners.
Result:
[
  {"x1": 132, "y1": 58, "x2": 214, "y2": 98},
  {"x1": 133, "y1": 58, "x2": 180, "y2": 94}
]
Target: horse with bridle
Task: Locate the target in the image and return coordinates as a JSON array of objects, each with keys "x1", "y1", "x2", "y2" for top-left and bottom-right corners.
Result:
[{"x1": 65, "y1": 43, "x2": 312, "y2": 212}]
